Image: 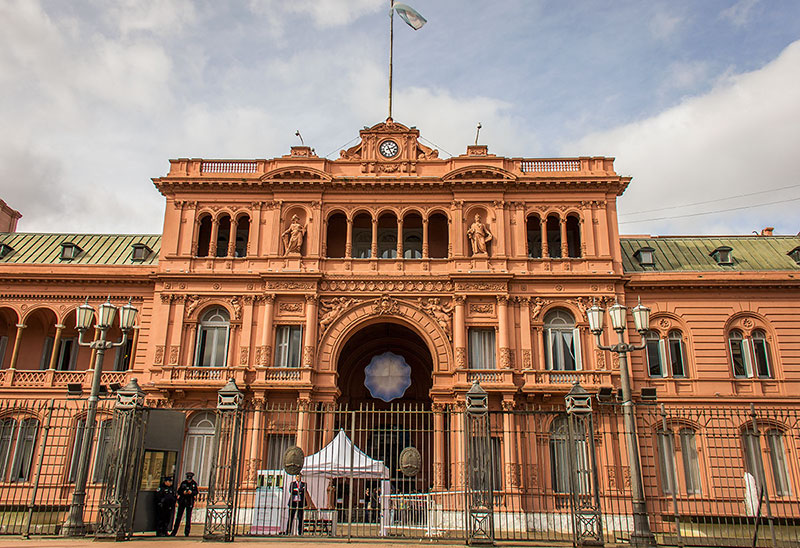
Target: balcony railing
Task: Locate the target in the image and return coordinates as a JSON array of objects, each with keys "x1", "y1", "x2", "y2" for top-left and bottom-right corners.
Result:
[
  {"x1": 1, "y1": 369, "x2": 130, "y2": 389},
  {"x1": 522, "y1": 369, "x2": 613, "y2": 391}
]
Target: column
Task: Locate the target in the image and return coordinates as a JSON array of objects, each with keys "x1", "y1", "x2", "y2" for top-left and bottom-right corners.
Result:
[
  {"x1": 370, "y1": 217, "x2": 378, "y2": 258},
  {"x1": 540, "y1": 217, "x2": 549, "y2": 258},
  {"x1": 296, "y1": 398, "x2": 311, "y2": 453},
  {"x1": 345, "y1": 218, "x2": 353, "y2": 258},
  {"x1": 240, "y1": 296, "x2": 255, "y2": 366},
  {"x1": 493, "y1": 201, "x2": 506, "y2": 257},
  {"x1": 519, "y1": 299, "x2": 533, "y2": 369},
  {"x1": 169, "y1": 298, "x2": 186, "y2": 366},
  {"x1": 422, "y1": 217, "x2": 429, "y2": 258},
  {"x1": 502, "y1": 399, "x2": 519, "y2": 490},
  {"x1": 227, "y1": 218, "x2": 237, "y2": 257},
  {"x1": 185, "y1": 325, "x2": 197, "y2": 367},
  {"x1": 536, "y1": 327, "x2": 546, "y2": 371},
  {"x1": 451, "y1": 401, "x2": 466, "y2": 489},
  {"x1": 246, "y1": 395, "x2": 266, "y2": 487},
  {"x1": 226, "y1": 325, "x2": 239, "y2": 368},
  {"x1": 396, "y1": 217, "x2": 403, "y2": 258},
  {"x1": 260, "y1": 295, "x2": 275, "y2": 366},
  {"x1": 321, "y1": 219, "x2": 328, "y2": 257},
  {"x1": 303, "y1": 295, "x2": 317, "y2": 368},
  {"x1": 433, "y1": 403, "x2": 446, "y2": 490},
  {"x1": 47, "y1": 324, "x2": 65, "y2": 370},
  {"x1": 497, "y1": 295, "x2": 511, "y2": 369},
  {"x1": 7, "y1": 323, "x2": 25, "y2": 370},
  {"x1": 514, "y1": 203, "x2": 526, "y2": 258},
  {"x1": 453, "y1": 296, "x2": 466, "y2": 369},
  {"x1": 209, "y1": 218, "x2": 219, "y2": 257},
  {"x1": 129, "y1": 326, "x2": 140, "y2": 370},
  {"x1": 560, "y1": 216, "x2": 568, "y2": 258}
]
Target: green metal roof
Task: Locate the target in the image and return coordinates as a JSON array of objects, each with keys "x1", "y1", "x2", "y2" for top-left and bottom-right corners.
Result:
[
  {"x1": 0, "y1": 233, "x2": 160, "y2": 266},
  {"x1": 621, "y1": 236, "x2": 800, "y2": 273}
]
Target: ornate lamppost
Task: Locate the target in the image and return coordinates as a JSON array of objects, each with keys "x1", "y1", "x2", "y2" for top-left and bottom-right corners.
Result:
[
  {"x1": 62, "y1": 298, "x2": 138, "y2": 537},
  {"x1": 585, "y1": 299, "x2": 656, "y2": 547}
]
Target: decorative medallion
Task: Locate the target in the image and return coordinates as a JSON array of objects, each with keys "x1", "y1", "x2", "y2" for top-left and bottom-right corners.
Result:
[
  {"x1": 399, "y1": 447, "x2": 422, "y2": 477},
  {"x1": 283, "y1": 446, "x2": 305, "y2": 475},
  {"x1": 364, "y1": 351, "x2": 411, "y2": 402}
]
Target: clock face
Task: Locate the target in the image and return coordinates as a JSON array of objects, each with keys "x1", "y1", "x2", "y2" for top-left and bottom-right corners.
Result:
[{"x1": 379, "y1": 140, "x2": 399, "y2": 158}]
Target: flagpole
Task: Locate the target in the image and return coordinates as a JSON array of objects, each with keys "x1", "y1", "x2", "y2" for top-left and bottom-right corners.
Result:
[{"x1": 388, "y1": 0, "x2": 394, "y2": 120}]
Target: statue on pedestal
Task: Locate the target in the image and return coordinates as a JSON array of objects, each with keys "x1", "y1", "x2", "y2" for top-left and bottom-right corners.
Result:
[
  {"x1": 467, "y1": 213, "x2": 492, "y2": 256},
  {"x1": 282, "y1": 214, "x2": 306, "y2": 256}
]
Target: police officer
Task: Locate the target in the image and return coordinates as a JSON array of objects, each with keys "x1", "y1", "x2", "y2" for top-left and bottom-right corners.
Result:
[
  {"x1": 171, "y1": 472, "x2": 198, "y2": 536},
  {"x1": 154, "y1": 476, "x2": 176, "y2": 536},
  {"x1": 286, "y1": 473, "x2": 307, "y2": 535}
]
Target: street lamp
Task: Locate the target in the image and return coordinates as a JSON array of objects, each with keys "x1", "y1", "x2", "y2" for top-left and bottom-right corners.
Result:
[
  {"x1": 62, "y1": 297, "x2": 138, "y2": 537},
  {"x1": 586, "y1": 298, "x2": 656, "y2": 547}
]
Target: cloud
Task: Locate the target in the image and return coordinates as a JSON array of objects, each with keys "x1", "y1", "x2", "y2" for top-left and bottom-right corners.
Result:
[
  {"x1": 247, "y1": 0, "x2": 382, "y2": 36},
  {"x1": 649, "y1": 9, "x2": 684, "y2": 40},
  {"x1": 721, "y1": 0, "x2": 761, "y2": 27},
  {"x1": 565, "y1": 39, "x2": 800, "y2": 236}
]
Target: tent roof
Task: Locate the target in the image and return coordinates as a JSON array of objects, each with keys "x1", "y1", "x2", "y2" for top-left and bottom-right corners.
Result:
[{"x1": 302, "y1": 429, "x2": 390, "y2": 479}]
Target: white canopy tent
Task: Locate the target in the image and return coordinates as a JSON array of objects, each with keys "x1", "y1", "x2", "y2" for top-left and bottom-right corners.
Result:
[{"x1": 280, "y1": 429, "x2": 392, "y2": 535}]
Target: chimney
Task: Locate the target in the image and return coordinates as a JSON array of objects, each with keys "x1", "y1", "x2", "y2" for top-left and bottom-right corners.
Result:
[{"x1": 760, "y1": 227, "x2": 774, "y2": 236}]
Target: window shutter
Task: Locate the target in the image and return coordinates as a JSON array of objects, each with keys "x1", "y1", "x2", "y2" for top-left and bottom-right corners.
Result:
[
  {"x1": 572, "y1": 328, "x2": 582, "y2": 370},
  {"x1": 658, "y1": 339, "x2": 667, "y2": 377},
  {"x1": 742, "y1": 339, "x2": 754, "y2": 378},
  {"x1": 545, "y1": 329, "x2": 553, "y2": 371},
  {"x1": 40, "y1": 337, "x2": 54, "y2": 370}
]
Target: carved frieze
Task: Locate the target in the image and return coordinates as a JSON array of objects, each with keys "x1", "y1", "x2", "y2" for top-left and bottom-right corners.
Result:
[
  {"x1": 279, "y1": 302, "x2": 303, "y2": 313},
  {"x1": 267, "y1": 281, "x2": 315, "y2": 290},
  {"x1": 417, "y1": 297, "x2": 453, "y2": 340},
  {"x1": 469, "y1": 303, "x2": 494, "y2": 314},
  {"x1": 455, "y1": 281, "x2": 506, "y2": 292}
]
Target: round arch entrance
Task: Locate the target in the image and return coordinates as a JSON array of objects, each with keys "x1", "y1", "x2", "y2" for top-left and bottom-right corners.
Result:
[{"x1": 336, "y1": 321, "x2": 433, "y2": 407}]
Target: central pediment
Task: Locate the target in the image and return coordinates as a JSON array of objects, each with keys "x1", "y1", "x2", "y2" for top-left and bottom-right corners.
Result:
[{"x1": 338, "y1": 119, "x2": 439, "y2": 173}]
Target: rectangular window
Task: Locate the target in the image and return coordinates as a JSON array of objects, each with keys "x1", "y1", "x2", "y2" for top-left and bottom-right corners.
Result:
[
  {"x1": 9, "y1": 419, "x2": 38, "y2": 482},
  {"x1": 669, "y1": 338, "x2": 686, "y2": 377},
  {"x1": 547, "y1": 329, "x2": 581, "y2": 371},
  {"x1": 183, "y1": 432, "x2": 214, "y2": 487},
  {"x1": 0, "y1": 335, "x2": 8, "y2": 369},
  {"x1": 680, "y1": 430, "x2": 702, "y2": 495},
  {"x1": 752, "y1": 339, "x2": 771, "y2": 378},
  {"x1": 646, "y1": 338, "x2": 663, "y2": 377},
  {"x1": 266, "y1": 434, "x2": 296, "y2": 470},
  {"x1": 0, "y1": 419, "x2": 16, "y2": 480},
  {"x1": 56, "y1": 338, "x2": 77, "y2": 371},
  {"x1": 767, "y1": 430, "x2": 792, "y2": 496},
  {"x1": 92, "y1": 420, "x2": 114, "y2": 483},
  {"x1": 40, "y1": 336, "x2": 54, "y2": 370},
  {"x1": 274, "y1": 325, "x2": 303, "y2": 367},
  {"x1": 114, "y1": 339, "x2": 134, "y2": 371},
  {"x1": 468, "y1": 328, "x2": 496, "y2": 370},
  {"x1": 69, "y1": 419, "x2": 87, "y2": 483},
  {"x1": 657, "y1": 431, "x2": 677, "y2": 495},
  {"x1": 491, "y1": 437, "x2": 503, "y2": 491},
  {"x1": 742, "y1": 431, "x2": 761, "y2": 480},
  {"x1": 730, "y1": 339, "x2": 748, "y2": 378}
]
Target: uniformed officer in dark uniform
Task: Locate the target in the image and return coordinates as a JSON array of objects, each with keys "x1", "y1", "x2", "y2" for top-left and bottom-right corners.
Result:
[
  {"x1": 171, "y1": 472, "x2": 198, "y2": 536},
  {"x1": 286, "y1": 473, "x2": 307, "y2": 535},
  {"x1": 154, "y1": 476, "x2": 176, "y2": 536}
]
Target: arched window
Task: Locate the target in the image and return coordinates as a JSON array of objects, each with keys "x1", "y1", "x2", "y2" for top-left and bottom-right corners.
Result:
[
  {"x1": 427, "y1": 212, "x2": 449, "y2": 259},
  {"x1": 377, "y1": 212, "x2": 397, "y2": 258},
  {"x1": 566, "y1": 214, "x2": 581, "y2": 258},
  {"x1": 0, "y1": 418, "x2": 17, "y2": 479},
  {"x1": 234, "y1": 215, "x2": 250, "y2": 258},
  {"x1": 645, "y1": 331, "x2": 663, "y2": 377},
  {"x1": 92, "y1": 418, "x2": 114, "y2": 483},
  {"x1": 352, "y1": 213, "x2": 372, "y2": 258},
  {"x1": 326, "y1": 213, "x2": 347, "y2": 258},
  {"x1": 216, "y1": 215, "x2": 231, "y2": 257},
  {"x1": 743, "y1": 427, "x2": 792, "y2": 497},
  {"x1": 729, "y1": 328, "x2": 773, "y2": 379},
  {"x1": 544, "y1": 310, "x2": 581, "y2": 371},
  {"x1": 182, "y1": 411, "x2": 217, "y2": 487},
  {"x1": 546, "y1": 215, "x2": 561, "y2": 258},
  {"x1": 657, "y1": 427, "x2": 701, "y2": 495},
  {"x1": 196, "y1": 214, "x2": 212, "y2": 257},
  {"x1": 549, "y1": 416, "x2": 589, "y2": 494},
  {"x1": 402, "y1": 213, "x2": 423, "y2": 259},
  {"x1": 195, "y1": 307, "x2": 230, "y2": 367},
  {"x1": 526, "y1": 214, "x2": 542, "y2": 258}
]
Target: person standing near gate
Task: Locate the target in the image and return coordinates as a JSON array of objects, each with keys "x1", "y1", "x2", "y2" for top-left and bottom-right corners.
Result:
[
  {"x1": 154, "y1": 476, "x2": 176, "y2": 536},
  {"x1": 171, "y1": 472, "x2": 198, "y2": 536},
  {"x1": 286, "y1": 473, "x2": 307, "y2": 535}
]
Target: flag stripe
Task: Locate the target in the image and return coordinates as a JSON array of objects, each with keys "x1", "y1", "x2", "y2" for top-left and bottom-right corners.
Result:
[{"x1": 393, "y1": 3, "x2": 427, "y2": 30}]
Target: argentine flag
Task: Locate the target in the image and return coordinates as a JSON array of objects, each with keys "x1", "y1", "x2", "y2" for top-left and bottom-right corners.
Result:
[{"x1": 393, "y1": 3, "x2": 427, "y2": 30}]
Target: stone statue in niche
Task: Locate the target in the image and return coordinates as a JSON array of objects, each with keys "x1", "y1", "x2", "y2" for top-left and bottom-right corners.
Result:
[
  {"x1": 467, "y1": 213, "x2": 493, "y2": 256},
  {"x1": 282, "y1": 214, "x2": 306, "y2": 256}
]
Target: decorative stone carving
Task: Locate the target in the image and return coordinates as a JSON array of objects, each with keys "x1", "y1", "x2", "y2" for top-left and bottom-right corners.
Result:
[
  {"x1": 279, "y1": 302, "x2": 303, "y2": 313},
  {"x1": 282, "y1": 214, "x2": 306, "y2": 256},
  {"x1": 499, "y1": 348, "x2": 513, "y2": 369},
  {"x1": 455, "y1": 347, "x2": 467, "y2": 368},
  {"x1": 529, "y1": 297, "x2": 550, "y2": 320},
  {"x1": 456, "y1": 281, "x2": 506, "y2": 292},
  {"x1": 230, "y1": 296, "x2": 242, "y2": 320},
  {"x1": 469, "y1": 303, "x2": 494, "y2": 314},
  {"x1": 659, "y1": 318, "x2": 671, "y2": 329},
  {"x1": 267, "y1": 281, "x2": 315, "y2": 290},
  {"x1": 595, "y1": 348, "x2": 606, "y2": 369},
  {"x1": 283, "y1": 446, "x2": 305, "y2": 475},
  {"x1": 318, "y1": 297, "x2": 354, "y2": 335},
  {"x1": 399, "y1": 447, "x2": 422, "y2": 477},
  {"x1": 521, "y1": 349, "x2": 532, "y2": 369},
  {"x1": 240, "y1": 346, "x2": 249, "y2": 365},
  {"x1": 417, "y1": 298, "x2": 453, "y2": 340},
  {"x1": 374, "y1": 295, "x2": 400, "y2": 316},
  {"x1": 169, "y1": 345, "x2": 180, "y2": 365},
  {"x1": 303, "y1": 346, "x2": 314, "y2": 368},
  {"x1": 467, "y1": 213, "x2": 493, "y2": 256},
  {"x1": 154, "y1": 345, "x2": 165, "y2": 365}
]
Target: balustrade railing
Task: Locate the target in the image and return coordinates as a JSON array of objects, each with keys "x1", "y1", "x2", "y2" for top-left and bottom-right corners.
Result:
[{"x1": 201, "y1": 161, "x2": 259, "y2": 174}]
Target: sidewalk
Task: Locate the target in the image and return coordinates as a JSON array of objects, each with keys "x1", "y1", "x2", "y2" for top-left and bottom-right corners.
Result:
[{"x1": 0, "y1": 537, "x2": 467, "y2": 548}]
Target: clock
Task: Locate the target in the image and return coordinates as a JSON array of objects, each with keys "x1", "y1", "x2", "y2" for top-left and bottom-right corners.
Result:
[{"x1": 379, "y1": 140, "x2": 399, "y2": 158}]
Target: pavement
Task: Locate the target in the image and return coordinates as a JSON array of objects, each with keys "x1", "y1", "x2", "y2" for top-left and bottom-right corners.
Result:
[{"x1": 0, "y1": 537, "x2": 468, "y2": 548}]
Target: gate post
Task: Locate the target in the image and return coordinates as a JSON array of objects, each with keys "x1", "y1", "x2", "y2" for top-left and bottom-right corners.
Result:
[
  {"x1": 565, "y1": 382, "x2": 604, "y2": 547},
  {"x1": 204, "y1": 378, "x2": 244, "y2": 542},
  {"x1": 465, "y1": 381, "x2": 494, "y2": 546},
  {"x1": 95, "y1": 378, "x2": 147, "y2": 540}
]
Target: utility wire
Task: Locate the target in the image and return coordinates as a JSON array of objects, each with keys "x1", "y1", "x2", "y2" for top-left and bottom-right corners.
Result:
[
  {"x1": 322, "y1": 136, "x2": 360, "y2": 159},
  {"x1": 419, "y1": 136, "x2": 454, "y2": 159},
  {"x1": 620, "y1": 182, "x2": 800, "y2": 217},
  {"x1": 619, "y1": 195, "x2": 800, "y2": 224}
]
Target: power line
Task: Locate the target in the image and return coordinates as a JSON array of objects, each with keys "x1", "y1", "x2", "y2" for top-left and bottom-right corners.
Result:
[
  {"x1": 618, "y1": 195, "x2": 800, "y2": 224},
  {"x1": 619, "y1": 182, "x2": 800, "y2": 217}
]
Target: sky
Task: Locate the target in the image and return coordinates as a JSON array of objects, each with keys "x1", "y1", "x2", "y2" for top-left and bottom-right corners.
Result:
[{"x1": 1, "y1": 0, "x2": 799, "y2": 237}]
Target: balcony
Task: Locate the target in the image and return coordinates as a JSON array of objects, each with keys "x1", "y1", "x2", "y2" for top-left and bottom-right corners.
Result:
[
  {"x1": 152, "y1": 366, "x2": 313, "y2": 390},
  {"x1": 521, "y1": 369, "x2": 614, "y2": 393},
  {"x1": 0, "y1": 368, "x2": 129, "y2": 389},
  {"x1": 453, "y1": 369, "x2": 515, "y2": 390}
]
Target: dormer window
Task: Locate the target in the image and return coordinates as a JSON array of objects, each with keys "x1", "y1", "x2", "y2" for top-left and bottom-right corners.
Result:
[
  {"x1": 131, "y1": 243, "x2": 152, "y2": 261},
  {"x1": 788, "y1": 246, "x2": 800, "y2": 265},
  {"x1": 60, "y1": 242, "x2": 81, "y2": 260},
  {"x1": 710, "y1": 246, "x2": 733, "y2": 266},
  {"x1": 634, "y1": 247, "x2": 655, "y2": 266},
  {"x1": 0, "y1": 243, "x2": 13, "y2": 259}
]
